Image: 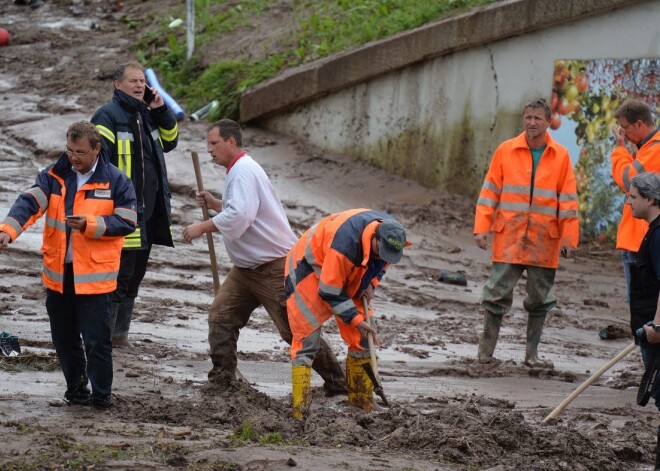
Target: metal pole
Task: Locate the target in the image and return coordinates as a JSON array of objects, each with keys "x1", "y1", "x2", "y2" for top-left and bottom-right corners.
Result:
[{"x1": 186, "y1": 0, "x2": 195, "y2": 60}]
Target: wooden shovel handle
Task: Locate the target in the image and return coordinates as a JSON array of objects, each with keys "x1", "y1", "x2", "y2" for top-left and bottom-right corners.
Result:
[
  {"x1": 543, "y1": 342, "x2": 636, "y2": 423},
  {"x1": 191, "y1": 151, "x2": 220, "y2": 293}
]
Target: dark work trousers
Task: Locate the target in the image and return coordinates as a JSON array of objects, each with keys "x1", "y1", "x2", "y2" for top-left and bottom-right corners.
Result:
[
  {"x1": 45, "y1": 263, "x2": 113, "y2": 403},
  {"x1": 113, "y1": 246, "x2": 152, "y2": 301}
]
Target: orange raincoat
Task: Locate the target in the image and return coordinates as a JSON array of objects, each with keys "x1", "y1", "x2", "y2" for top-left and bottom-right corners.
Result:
[
  {"x1": 611, "y1": 130, "x2": 660, "y2": 252},
  {"x1": 473, "y1": 132, "x2": 578, "y2": 268}
]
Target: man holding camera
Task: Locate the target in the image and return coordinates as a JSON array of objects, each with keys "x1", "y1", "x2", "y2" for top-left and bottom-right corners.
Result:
[{"x1": 628, "y1": 172, "x2": 660, "y2": 471}]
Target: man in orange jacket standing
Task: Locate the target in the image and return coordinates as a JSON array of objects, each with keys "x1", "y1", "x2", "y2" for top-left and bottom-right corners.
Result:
[
  {"x1": 285, "y1": 209, "x2": 409, "y2": 419},
  {"x1": 0, "y1": 121, "x2": 137, "y2": 408},
  {"x1": 474, "y1": 98, "x2": 579, "y2": 367},
  {"x1": 611, "y1": 99, "x2": 660, "y2": 300}
]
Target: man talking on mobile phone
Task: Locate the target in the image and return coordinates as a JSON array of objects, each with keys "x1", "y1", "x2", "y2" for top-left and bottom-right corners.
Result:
[{"x1": 91, "y1": 62, "x2": 179, "y2": 348}]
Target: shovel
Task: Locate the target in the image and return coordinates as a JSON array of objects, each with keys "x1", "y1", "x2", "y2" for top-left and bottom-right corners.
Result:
[
  {"x1": 191, "y1": 151, "x2": 221, "y2": 293},
  {"x1": 361, "y1": 294, "x2": 389, "y2": 406},
  {"x1": 543, "y1": 342, "x2": 636, "y2": 422}
]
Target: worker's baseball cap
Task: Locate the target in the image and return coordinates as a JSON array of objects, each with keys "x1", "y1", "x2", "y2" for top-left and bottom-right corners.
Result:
[{"x1": 376, "y1": 220, "x2": 407, "y2": 264}]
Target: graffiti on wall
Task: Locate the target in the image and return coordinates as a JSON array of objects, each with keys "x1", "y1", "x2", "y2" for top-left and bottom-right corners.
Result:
[{"x1": 548, "y1": 58, "x2": 660, "y2": 240}]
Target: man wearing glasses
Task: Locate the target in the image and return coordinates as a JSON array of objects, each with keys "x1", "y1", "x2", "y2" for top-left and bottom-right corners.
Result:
[
  {"x1": 611, "y1": 99, "x2": 660, "y2": 300},
  {"x1": 0, "y1": 121, "x2": 137, "y2": 408}
]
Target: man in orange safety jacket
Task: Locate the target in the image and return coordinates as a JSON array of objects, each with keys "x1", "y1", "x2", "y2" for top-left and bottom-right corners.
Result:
[
  {"x1": 284, "y1": 209, "x2": 409, "y2": 419},
  {"x1": 611, "y1": 98, "x2": 660, "y2": 301},
  {"x1": 0, "y1": 121, "x2": 136, "y2": 409},
  {"x1": 473, "y1": 98, "x2": 579, "y2": 367}
]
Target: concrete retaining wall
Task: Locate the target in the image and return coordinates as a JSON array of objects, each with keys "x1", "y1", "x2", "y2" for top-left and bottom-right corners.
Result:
[{"x1": 240, "y1": 0, "x2": 659, "y2": 197}]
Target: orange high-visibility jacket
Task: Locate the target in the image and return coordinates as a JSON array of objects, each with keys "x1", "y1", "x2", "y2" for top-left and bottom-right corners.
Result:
[
  {"x1": 611, "y1": 130, "x2": 660, "y2": 252},
  {"x1": 284, "y1": 209, "x2": 398, "y2": 341},
  {"x1": 0, "y1": 153, "x2": 137, "y2": 294},
  {"x1": 473, "y1": 132, "x2": 579, "y2": 268}
]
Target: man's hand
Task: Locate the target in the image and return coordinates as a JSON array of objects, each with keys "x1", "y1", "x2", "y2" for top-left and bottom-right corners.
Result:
[
  {"x1": 66, "y1": 215, "x2": 87, "y2": 232},
  {"x1": 183, "y1": 223, "x2": 204, "y2": 243},
  {"x1": 359, "y1": 283, "x2": 375, "y2": 303},
  {"x1": 643, "y1": 325, "x2": 660, "y2": 344},
  {"x1": 196, "y1": 191, "x2": 222, "y2": 212},
  {"x1": 0, "y1": 232, "x2": 11, "y2": 250},
  {"x1": 475, "y1": 233, "x2": 489, "y2": 250},
  {"x1": 356, "y1": 320, "x2": 380, "y2": 346},
  {"x1": 148, "y1": 87, "x2": 165, "y2": 109},
  {"x1": 611, "y1": 124, "x2": 626, "y2": 147}
]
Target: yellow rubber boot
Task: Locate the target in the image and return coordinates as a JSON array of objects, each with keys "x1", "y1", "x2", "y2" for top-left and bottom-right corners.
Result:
[
  {"x1": 292, "y1": 365, "x2": 312, "y2": 420},
  {"x1": 346, "y1": 356, "x2": 374, "y2": 411}
]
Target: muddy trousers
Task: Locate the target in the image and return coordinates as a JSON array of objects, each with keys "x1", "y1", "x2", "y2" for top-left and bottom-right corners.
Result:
[
  {"x1": 479, "y1": 263, "x2": 556, "y2": 363},
  {"x1": 111, "y1": 246, "x2": 151, "y2": 338},
  {"x1": 45, "y1": 264, "x2": 113, "y2": 404},
  {"x1": 481, "y1": 262, "x2": 557, "y2": 317},
  {"x1": 208, "y1": 259, "x2": 346, "y2": 391}
]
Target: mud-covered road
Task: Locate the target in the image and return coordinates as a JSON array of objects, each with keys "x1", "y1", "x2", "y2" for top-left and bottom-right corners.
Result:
[{"x1": 0, "y1": 1, "x2": 656, "y2": 470}]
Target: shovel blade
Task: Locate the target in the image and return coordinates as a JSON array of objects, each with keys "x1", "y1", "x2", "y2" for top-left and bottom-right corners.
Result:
[{"x1": 362, "y1": 362, "x2": 389, "y2": 406}]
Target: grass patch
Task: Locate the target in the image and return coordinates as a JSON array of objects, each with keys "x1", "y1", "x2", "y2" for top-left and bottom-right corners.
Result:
[
  {"x1": 134, "y1": 0, "x2": 498, "y2": 120},
  {"x1": 0, "y1": 351, "x2": 59, "y2": 373},
  {"x1": 232, "y1": 420, "x2": 257, "y2": 442}
]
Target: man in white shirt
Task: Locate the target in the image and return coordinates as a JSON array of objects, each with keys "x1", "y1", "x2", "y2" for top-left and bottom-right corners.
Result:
[{"x1": 183, "y1": 119, "x2": 347, "y2": 394}]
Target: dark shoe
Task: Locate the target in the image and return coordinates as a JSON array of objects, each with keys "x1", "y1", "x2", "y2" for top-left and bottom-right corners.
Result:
[
  {"x1": 64, "y1": 385, "x2": 91, "y2": 405},
  {"x1": 90, "y1": 398, "x2": 113, "y2": 410},
  {"x1": 64, "y1": 396, "x2": 89, "y2": 406},
  {"x1": 14, "y1": 0, "x2": 31, "y2": 4},
  {"x1": 30, "y1": 0, "x2": 44, "y2": 8}
]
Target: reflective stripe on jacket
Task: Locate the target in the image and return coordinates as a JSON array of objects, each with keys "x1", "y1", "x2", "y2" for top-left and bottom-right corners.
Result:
[
  {"x1": 91, "y1": 89, "x2": 178, "y2": 249},
  {"x1": 611, "y1": 130, "x2": 660, "y2": 252},
  {"x1": 284, "y1": 209, "x2": 393, "y2": 340},
  {"x1": 473, "y1": 132, "x2": 579, "y2": 268},
  {"x1": 0, "y1": 152, "x2": 137, "y2": 294}
]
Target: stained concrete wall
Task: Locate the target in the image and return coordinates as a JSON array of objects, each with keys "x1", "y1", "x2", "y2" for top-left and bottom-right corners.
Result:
[{"x1": 240, "y1": 0, "x2": 659, "y2": 198}]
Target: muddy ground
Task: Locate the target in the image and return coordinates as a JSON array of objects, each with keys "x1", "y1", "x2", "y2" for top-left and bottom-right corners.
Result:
[{"x1": 0, "y1": 1, "x2": 657, "y2": 470}]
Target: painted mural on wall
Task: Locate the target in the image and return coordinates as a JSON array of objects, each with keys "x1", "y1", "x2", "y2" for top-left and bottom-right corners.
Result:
[{"x1": 548, "y1": 58, "x2": 660, "y2": 240}]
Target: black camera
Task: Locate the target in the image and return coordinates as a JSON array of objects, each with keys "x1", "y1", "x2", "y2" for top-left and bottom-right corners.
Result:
[
  {"x1": 637, "y1": 321, "x2": 660, "y2": 342},
  {"x1": 637, "y1": 325, "x2": 648, "y2": 342}
]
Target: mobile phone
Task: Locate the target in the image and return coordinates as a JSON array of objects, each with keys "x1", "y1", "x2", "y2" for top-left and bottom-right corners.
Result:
[
  {"x1": 143, "y1": 85, "x2": 155, "y2": 105},
  {"x1": 66, "y1": 215, "x2": 80, "y2": 221}
]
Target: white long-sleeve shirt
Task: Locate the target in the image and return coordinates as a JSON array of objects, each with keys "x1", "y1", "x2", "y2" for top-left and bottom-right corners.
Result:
[{"x1": 211, "y1": 154, "x2": 297, "y2": 269}]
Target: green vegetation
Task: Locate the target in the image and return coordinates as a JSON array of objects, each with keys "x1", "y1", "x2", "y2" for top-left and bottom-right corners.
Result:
[
  {"x1": 233, "y1": 420, "x2": 257, "y2": 441},
  {"x1": 258, "y1": 432, "x2": 284, "y2": 445},
  {"x1": 231, "y1": 421, "x2": 292, "y2": 445},
  {"x1": 134, "y1": 0, "x2": 497, "y2": 120}
]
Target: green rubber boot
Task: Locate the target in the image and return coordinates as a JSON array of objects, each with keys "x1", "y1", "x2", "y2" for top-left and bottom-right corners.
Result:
[
  {"x1": 477, "y1": 310, "x2": 503, "y2": 364},
  {"x1": 524, "y1": 315, "x2": 553, "y2": 368}
]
